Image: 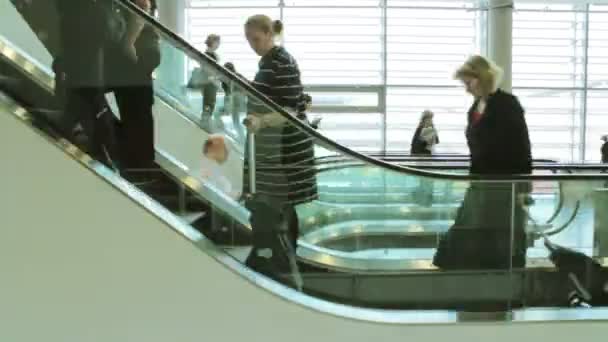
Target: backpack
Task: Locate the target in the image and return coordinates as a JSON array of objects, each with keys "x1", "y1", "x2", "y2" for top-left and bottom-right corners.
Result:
[{"x1": 545, "y1": 239, "x2": 608, "y2": 306}]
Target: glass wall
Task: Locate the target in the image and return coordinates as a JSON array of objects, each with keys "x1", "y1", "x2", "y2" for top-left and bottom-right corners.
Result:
[{"x1": 185, "y1": 0, "x2": 608, "y2": 162}]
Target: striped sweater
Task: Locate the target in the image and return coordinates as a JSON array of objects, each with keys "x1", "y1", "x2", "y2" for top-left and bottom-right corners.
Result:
[{"x1": 243, "y1": 46, "x2": 317, "y2": 206}]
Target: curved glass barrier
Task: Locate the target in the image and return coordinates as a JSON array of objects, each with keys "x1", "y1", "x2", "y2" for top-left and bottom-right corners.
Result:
[{"x1": 4, "y1": 0, "x2": 608, "y2": 315}]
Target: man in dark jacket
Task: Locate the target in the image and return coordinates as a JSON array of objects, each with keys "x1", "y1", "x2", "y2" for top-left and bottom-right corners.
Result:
[
  {"x1": 54, "y1": 0, "x2": 123, "y2": 167},
  {"x1": 108, "y1": 0, "x2": 161, "y2": 169},
  {"x1": 55, "y1": 0, "x2": 159, "y2": 170}
]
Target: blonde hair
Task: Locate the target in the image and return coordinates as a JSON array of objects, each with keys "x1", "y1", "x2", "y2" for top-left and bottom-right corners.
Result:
[
  {"x1": 454, "y1": 55, "x2": 504, "y2": 97},
  {"x1": 245, "y1": 15, "x2": 284, "y2": 38}
]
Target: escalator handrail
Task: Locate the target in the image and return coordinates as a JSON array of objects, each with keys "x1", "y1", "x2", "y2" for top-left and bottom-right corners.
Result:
[
  {"x1": 314, "y1": 160, "x2": 608, "y2": 174},
  {"x1": 362, "y1": 153, "x2": 559, "y2": 165},
  {"x1": 539, "y1": 200, "x2": 581, "y2": 238},
  {"x1": 115, "y1": 0, "x2": 608, "y2": 182},
  {"x1": 314, "y1": 154, "x2": 558, "y2": 164}
]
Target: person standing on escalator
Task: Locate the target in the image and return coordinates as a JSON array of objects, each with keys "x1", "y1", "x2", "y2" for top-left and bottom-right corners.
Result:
[
  {"x1": 411, "y1": 110, "x2": 439, "y2": 206},
  {"x1": 54, "y1": 0, "x2": 158, "y2": 170},
  {"x1": 241, "y1": 15, "x2": 317, "y2": 290},
  {"x1": 107, "y1": 0, "x2": 161, "y2": 171},
  {"x1": 54, "y1": 0, "x2": 124, "y2": 167},
  {"x1": 221, "y1": 62, "x2": 248, "y2": 141},
  {"x1": 410, "y1": 110, "x2": 439, "y2": 155},
  {"x1": 433, "y1": 55, "x2": 532, "y2": 271},
  {"x1": 601, "y1": 135, "x2": 608, "y2": 164},
  {"x1": 202, "y1": 34, "x2": 221, "y2": 120}
]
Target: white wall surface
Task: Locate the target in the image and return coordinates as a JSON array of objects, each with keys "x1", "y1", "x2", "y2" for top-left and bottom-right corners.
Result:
[
  {"x1": 2, "y1": 99, "x2": 608, "y2": 342},
  {"x1": 153, "y1": 98, "x2": 244, "y2": 196},
  {"x1": 0, "y1": 0, "x2": 53, "y2": 69}
]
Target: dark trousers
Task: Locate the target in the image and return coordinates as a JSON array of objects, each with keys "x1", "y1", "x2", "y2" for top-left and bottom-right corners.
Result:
[
  {"x1": 244, "y1": 195, "x2": 302, "y2": 289},
  {"x1": 63, "y1": 87, "x2": 118, "y2": 167},
  {"x1": 202, "y1": 83, "x2": 218, "y2": 115},
  {"x1": 56, "y1": 0, "x2": 118, "y2": 166},
  {"x1": 113, "y1": 86, "x2": 155, "y2": 169}
]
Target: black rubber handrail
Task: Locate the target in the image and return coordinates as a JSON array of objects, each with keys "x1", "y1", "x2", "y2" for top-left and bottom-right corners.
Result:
[
  {"x1": 356, "y1": 152, "x2": 559, "y2": 165},
  {"x1": 314, "y1": 154, "x2": 559, "y2": 164},
  {"x1": 116, "y1": 0, "x2": 608, "y2": 181},
  {"x1": 313, "y1": 160, "x2": 608, "y2": 174}
]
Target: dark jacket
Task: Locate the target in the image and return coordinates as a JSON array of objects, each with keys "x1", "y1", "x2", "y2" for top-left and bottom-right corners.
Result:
[
  {"x1": 131, "y1": 27, "x2": 161, "y2": 84},
  {"x1": 602, "y1": 142, "x2": 608, "y2": 163},
  {"x1": 105, "y1": 26, "x2": 161, "y2": 91},
  {"x1": 55, "y1": 0, "x2": 112, "y2": 87},
  {"x1": 466, "y1": 89, "x2": 532, "y2": 175},
  {"x1": 410, "y1": 125, "x2": 439, "y2": 155}
]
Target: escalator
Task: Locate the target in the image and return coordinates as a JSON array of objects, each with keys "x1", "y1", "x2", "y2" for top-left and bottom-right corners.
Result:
[{"x1": 3, "y1": 0, "x2": 608, "y2": 312}]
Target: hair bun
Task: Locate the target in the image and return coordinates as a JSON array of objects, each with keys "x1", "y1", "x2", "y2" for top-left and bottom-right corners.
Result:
[
  {"x1": 272, "y1": 20, "x2": 284, "y2": 35},
  {"x1": 205, "y1": 34, "x2": 220, "y2": 47}
]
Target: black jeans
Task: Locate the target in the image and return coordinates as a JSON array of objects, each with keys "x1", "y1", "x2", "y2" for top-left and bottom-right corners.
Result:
[
  {"x1": 113, "y1": 86, "x2": 155, "y2": 169},
  {"x1": 62, "y1": 87, "x2": 118, "y2": 167}
]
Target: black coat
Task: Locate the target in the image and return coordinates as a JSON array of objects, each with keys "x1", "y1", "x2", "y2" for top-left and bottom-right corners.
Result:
[
  {"x1": 433, "y1": 89, "x2": 532, "y2": 270},
  {"x1": 466, "y1": 89, "x2": 532, "y2": 175},
  {"x1": 602, "y1": 142, "x2": 608, "y2": 163},
  {"x1": 410, "y1": 125, "x2": 438, "y2": 155},
  {"x1": 105, "y1": 26, "x2": 161, "y2": 92}
]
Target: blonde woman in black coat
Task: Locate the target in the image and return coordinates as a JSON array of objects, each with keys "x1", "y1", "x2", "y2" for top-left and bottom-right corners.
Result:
[{"x1": 433, "y1": 55, "x2": 532, "y2": 270}]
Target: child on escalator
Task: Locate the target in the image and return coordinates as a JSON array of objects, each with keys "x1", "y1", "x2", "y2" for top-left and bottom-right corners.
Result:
[{"x1": 201, "y1": 134, "x2": 236, "y2": 199}]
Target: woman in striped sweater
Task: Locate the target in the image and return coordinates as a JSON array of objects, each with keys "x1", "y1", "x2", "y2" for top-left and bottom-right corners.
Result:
[{"x1": 242, "y1": 15, "x2": 318, "y2": 249}]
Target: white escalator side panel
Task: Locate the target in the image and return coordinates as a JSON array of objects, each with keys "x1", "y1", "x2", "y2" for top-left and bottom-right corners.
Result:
[
  {"x1": 0, "y1": 1, "x2": 52, "y2": 72},
  {"x1": 1, "y1": 103, "x2": 608, "y2": 341}
]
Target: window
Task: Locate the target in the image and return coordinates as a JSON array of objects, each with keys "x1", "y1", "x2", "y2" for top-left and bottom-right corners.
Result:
[
  {"x1": 509, "y1": 2, "x2": 608, "y2": 162},
  {"x1": 386, "y1": 1, "x2": 484, "y2": 153},
  {"x1": 183, "y1": 0, "x2": 604, "y2": 160},
  {"x1": 283, "y1": 2, "x2": 383, "y2": 85},
  {"x1": 282, "y1": 1, "x2": 384, "y2": 150},
  {"x1": 185, "y1": 0, "x2": 385, "y2": 150},
  {"x1": 512, "y1": 3, "x2": 586, "y2": 161},
  {"x1": 186, "y1": 0, "x2": 279, "y2": 78},
  {"x1": 586, "y1": 5, "x2": 608, "y2": 161}
]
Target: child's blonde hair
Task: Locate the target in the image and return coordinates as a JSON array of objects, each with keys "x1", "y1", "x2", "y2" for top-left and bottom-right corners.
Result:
[{"x1": 203, "y1": 135, "x2": 229, "y2": 161}]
